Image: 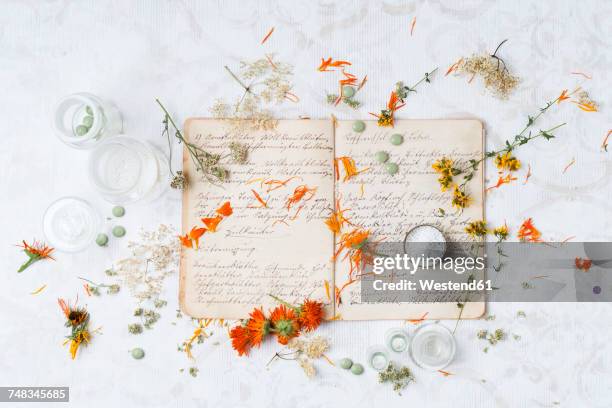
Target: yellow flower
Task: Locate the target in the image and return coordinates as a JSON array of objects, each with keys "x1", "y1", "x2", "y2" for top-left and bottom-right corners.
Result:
[
  {"x1": 68, "y1": 329, "x2": 90, "y2": 359},
  {"x1": 432, "y1": 158, "x2": 455, "y2": 175},
  {"x1": 452, "y1": 186, "x2": 472, "y2": 209},
  {"x1": 438, "y1": 175, "x2": 453, "y2": 192},
  {"x1": 494, "y1": 152, "x2": 521, "y2": 171},
  {"x1": 465, "y1": 220, "x2": 488, "y2": 238},
  {"x1": 493, "y1": 224, "x2": 509, "y2": 241}
]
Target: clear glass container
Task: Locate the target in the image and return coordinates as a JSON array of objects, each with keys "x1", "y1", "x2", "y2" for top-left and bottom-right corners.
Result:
[
  {"x1": 42, "y1": 197, "x2": 101, "y2": 252},
  {"x1": 385, "y1": 327, "x2": 409, "y2": 353},
  {"x1": 409, "y1": 323, "x2": 456, "y2": 370},
  {"x1": 53, "y1": 92, "x2": 122, "y2": 149},
  {"x1": 366, "y1": 345, "x2": 390, "y2": 371},
  {"x1": 88, "y1": 135, "x2": 167, "y2": 204}
]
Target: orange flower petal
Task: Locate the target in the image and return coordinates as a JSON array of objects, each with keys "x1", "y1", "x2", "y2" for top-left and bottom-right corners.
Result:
[{"x1": 216, "y1": 201, "x2": 233, "y2": 217}]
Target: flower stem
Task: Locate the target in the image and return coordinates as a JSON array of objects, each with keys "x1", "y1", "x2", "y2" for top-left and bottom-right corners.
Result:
[{"x1": 268, "y1": 294, "x2": 298, "y2": 310}]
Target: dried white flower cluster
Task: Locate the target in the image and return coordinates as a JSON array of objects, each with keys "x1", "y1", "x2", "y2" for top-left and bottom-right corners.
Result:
[
  {"x1": 455, "y1": 54, "x2": 520, "y2": 99},
  {"x1": 114, "y1": 224, "x2": 180, "y2": 303},
  {"x1": 287, "y1": 336, "x2": 330, "y2": 378},
  {"x1": 210, "y1": 56, "x2": 294, "y2": 132}
]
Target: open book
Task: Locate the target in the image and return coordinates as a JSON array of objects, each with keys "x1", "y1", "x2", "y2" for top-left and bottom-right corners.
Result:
[{"x1": 179, "y1": 119, "x2": 484, "y2": 320}]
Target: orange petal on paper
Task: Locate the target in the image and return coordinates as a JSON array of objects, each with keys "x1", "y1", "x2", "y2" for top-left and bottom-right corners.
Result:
[
  {"x1": 179, "y1": 234, "x2": 193, "y2": 248},
  {"x1": 202, "y1": 216, "x2": 223, "y2": 232},
  {"x1": 250, "y1": 189, "x2": 268, "y2": 208},
  {"x1": 216, "y1": 201, "x2": 233, "y2": 217}
]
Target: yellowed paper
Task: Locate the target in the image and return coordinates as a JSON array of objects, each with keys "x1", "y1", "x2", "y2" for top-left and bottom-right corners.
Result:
[
  {"x1": 179, "y1": 119, "x2": 335, "y2": 319},
  {"x1": 333, "y1": 119, "x2": 485, "y2": 320}
]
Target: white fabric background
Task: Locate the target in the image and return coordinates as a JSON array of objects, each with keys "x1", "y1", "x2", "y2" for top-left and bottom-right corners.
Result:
[{"x1": 1, "y1": 1, "x2": 611, "y2": 407}]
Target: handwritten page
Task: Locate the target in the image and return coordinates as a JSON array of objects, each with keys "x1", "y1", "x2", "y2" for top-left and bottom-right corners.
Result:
[
  {"x1": 179, "y1": 119, "x2": 335, "y2": 319},
  {"x1": 334, "y1": 120, "x2": 484, "y2": 320}
]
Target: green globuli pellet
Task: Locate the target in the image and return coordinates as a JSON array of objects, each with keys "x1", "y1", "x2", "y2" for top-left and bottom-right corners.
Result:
[
  {"x1": 350, "y1": 363, "x2": 364, "y2": 375},
  {"x1": 112, "y1": 226, "x2": 126, "y2": 237},
  {"x1": 112, "y1": 206, "x2": 125, "y2": 217},
  {"x1": 95, "y1": 233, "x2": 108, "y2": 246},
  {"x1": 75, "y1": 125, "x2": 88, "y2": 136},
  {"x1": 339, "y1": 358, "x2": 353, "y2": 369},
  {"x1": 131, "y1": 348, "x2": 145, "y2": 359},
  {"x1": 342, "y1": 85, "x2": 356, "y2": 98},
  {"x1": 375, "y1": 151, "x2": 389, "y2": 163},
  {"x1": 85, "y1": 105, "x2": 93, "y2": 115},
  {"x1": 386, "y1": 162, "x2": 399, "y2": 175},
  {"x1": 352, "y1": 120, "x2": 366, "y2": 133},
  {"x1": 390, "y1": 133, "x2": 404, "y2": 146},
  {"x1": 82, "y1": 115, "x2": 94, "y2": 127}
]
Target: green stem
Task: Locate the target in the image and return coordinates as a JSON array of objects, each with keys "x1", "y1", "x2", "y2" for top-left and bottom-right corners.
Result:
[
  {"x1": 17, "y1": 255, "x2": 39, "y2": 273},
  {"x1": 268, "y1": 294, "x2": 298, "y2": 311},
  {"x1": 409, "y1": 67, "x2": 438, "y2": 89},
  {"x1": 224, "y1": 65, "x2": 251, "y2": 92}
]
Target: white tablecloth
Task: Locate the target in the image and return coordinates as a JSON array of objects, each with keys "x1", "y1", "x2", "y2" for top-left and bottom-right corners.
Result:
[{"x1": 2, "y1": 1, "x2": 611, "y2": 407}]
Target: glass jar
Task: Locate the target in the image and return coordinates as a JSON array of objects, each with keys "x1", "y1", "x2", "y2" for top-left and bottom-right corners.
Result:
[
  {"x1": 385, "y1": 328, "x2": 410, "y2": 353},
  {"x1": 53, "y1": 92, "x2": 122, "y2": 149},
  {"x1": 409, "y1": 323, "x2": 456, "y2": 370},
  {"x1": 88, "y1": 135, "x2": 167, "y2": 204},
  {"x1": 366, "y1": 345, "x2": 390, "y2": 371},
  {"x1": 42, "y1": 197, "x2": 101, "y2": 252}
]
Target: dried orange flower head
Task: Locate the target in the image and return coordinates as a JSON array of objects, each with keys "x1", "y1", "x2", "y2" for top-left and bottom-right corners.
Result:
[
  {"x1": 246, "y1": 308, "x2": 271, "y2": 347},
  {"x1": 298, "y1": 299, "x2": 324, "y2": 332},
  {"x1": 517, "y1": 218, "x2": 542, "y2": 242},
  {"x1": 229, "y1": 325, "x2": 253, "y2": 356},
  {"x1": 270, "y1": 305, "x2": 300, "y2": 345}
]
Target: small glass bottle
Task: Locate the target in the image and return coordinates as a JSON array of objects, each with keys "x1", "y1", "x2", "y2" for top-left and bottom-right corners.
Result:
[
  {"x1": 409, "y1": 323, "x2": 456, "y2": 370},
  {"x1": 42, "y1": 197, "x2": 101, "y2": 252},
  {"x1": 385, "y1": 328, "x2": 409, "y2": 353},
  {"x1": 366, "y1": 345, "x2": 390, "y2": 371},
  {"x1": 53, "y1": 92, "x2": 122, "y2": 149},
  {"x1": 88, "y1": 135, "x2": 167, "y2": 204}
]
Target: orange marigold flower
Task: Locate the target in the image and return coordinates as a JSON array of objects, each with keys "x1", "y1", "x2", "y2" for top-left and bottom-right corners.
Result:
[
  {"x1": 318, "y1": 57, "x2": 351, "y2": 72},
  {"x1": 517, "y1": 218, "x2": 542, "y2": 242},
  {"x1": 17, "y1": 240, "x2": 54, "y2": 272},
  {"x1": 270, "y1": 305, "x2": 300, "y2": 345},
  {"x1": 202, "y1": 215, "x2": 223, "y2": 232},
  {"x1": 58, "y1": 298, "x2": 89, "y2": 328},
  {"x1": 246, "y1": 307, "x2": 270, "y2": 347},
  {"x1": 216, "y1": 201, "x2": 233, "y2": 217},
  {"x1": 298, "y1": 299, "x2": 324, "y2": 332},
  {"x1": 575, "y1": 257, "x2": 592, "y2": 272},
  {"x1": 229, "y1": 325, "x2": 253, "y2": 356}
]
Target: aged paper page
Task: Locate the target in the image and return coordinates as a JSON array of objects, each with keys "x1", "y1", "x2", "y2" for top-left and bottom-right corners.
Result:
[
  {"x1": 179, "y1": 119, "x2": 335, "y2": 319},
  {"x1": 334, "y1": 119, "x2": 484, "y2": 320}
]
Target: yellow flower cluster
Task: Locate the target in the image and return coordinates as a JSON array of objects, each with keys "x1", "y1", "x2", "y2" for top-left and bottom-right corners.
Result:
[
  {"x1": 494, "y1": 152, "x2": 521, "y2": 171},
  {"x1": 465, "y1": 220, "x2": 488, "y2": 238},
  {"x1": 451, "y1": 186, "x2": 472, "y2": 209},
  {"x1": 432, "y1": 158, "x2": 461, "y2": 192}
]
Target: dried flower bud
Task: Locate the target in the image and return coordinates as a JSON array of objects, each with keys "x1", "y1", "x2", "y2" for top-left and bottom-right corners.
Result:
[{"x1": 170, "y1": 171, "x2": 186, "y2": 189}]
